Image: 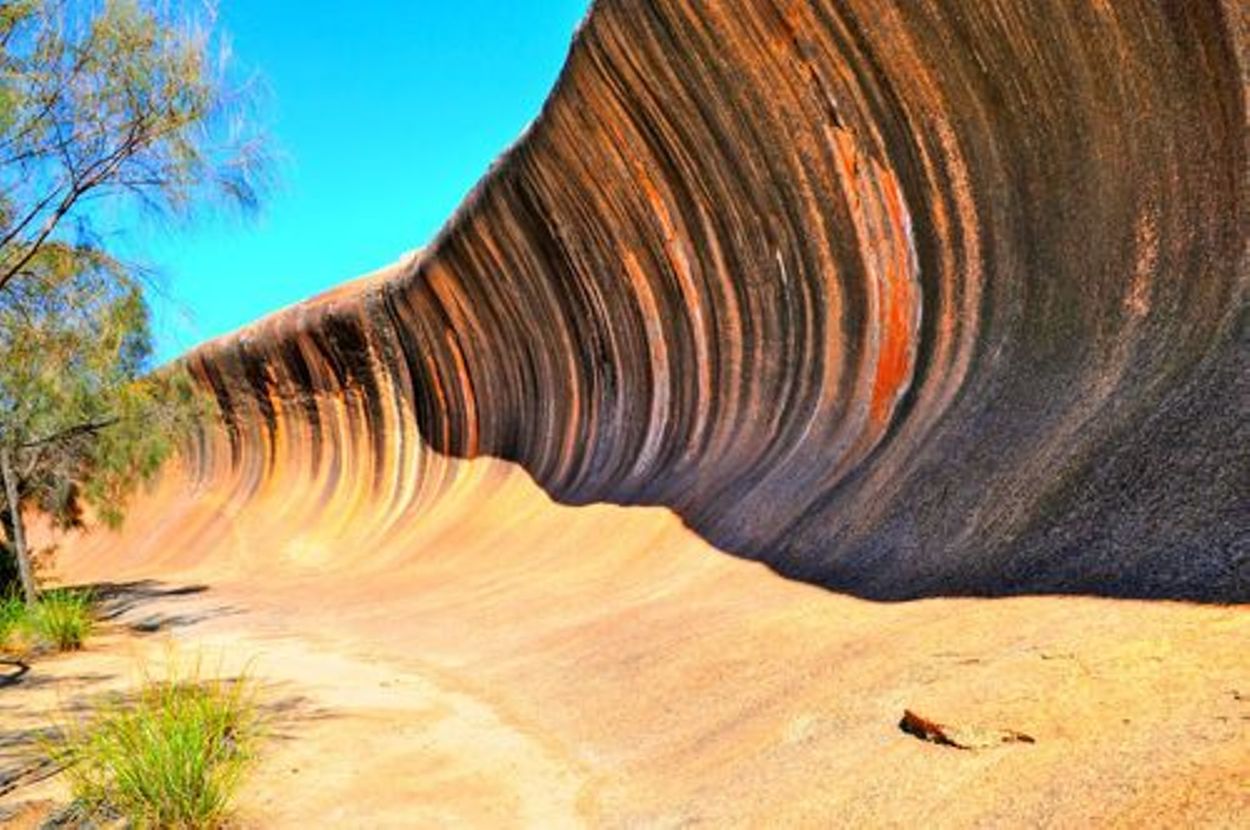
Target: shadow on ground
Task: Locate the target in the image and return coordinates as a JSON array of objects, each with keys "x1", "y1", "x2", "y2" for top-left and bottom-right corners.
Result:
[{"x1": 83, "y1": 580, "x2": 240, "y2": 634}]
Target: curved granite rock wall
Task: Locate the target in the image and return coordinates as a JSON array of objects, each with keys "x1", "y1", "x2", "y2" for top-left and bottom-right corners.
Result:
[{"x1": 183, "y1": 0, "x2": 1246, "y2": 601}]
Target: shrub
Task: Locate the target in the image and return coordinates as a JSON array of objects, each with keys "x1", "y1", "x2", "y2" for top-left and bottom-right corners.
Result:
[
  {"x1": 47, "y1": 659, "x2": 262, "y2": 829},
  {"x1": 0, "y1": 588, "x2": 94, "y2": 654},
  {"x1": 0, "y1": 592, "x2": 24, "y2": 649},
  {"x1": 26, "y1": 588, "x2": 95, "y2": 651}
]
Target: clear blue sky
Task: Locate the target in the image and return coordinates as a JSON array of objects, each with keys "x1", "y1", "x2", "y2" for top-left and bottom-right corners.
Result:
[{"x1": 133, "y1": 1, "x2": 589, "y2": 363}]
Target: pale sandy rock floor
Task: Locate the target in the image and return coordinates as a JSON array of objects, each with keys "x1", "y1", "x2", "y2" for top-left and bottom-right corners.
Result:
[{"x1": 1, "y1": 567, "x2": 1246, "y2": 828}]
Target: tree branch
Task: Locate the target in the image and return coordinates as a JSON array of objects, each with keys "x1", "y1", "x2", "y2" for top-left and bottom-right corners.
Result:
[
  {"x1": 19, "y1": 417, "x2": 118, "y2": 450},
  {"x1": 0, "y1": 119, "x2": 142, "y2": 293}
]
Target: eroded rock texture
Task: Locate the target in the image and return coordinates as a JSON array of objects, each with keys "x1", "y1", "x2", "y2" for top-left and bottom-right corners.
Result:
[{"x1": 184, "y1": 0, "x2": 1246, "y2": 601}]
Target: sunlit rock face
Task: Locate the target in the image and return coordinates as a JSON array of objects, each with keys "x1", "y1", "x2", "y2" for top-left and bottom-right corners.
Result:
[{"x1": 180, "y1": 0, "x2": 1245, "y2": 602}]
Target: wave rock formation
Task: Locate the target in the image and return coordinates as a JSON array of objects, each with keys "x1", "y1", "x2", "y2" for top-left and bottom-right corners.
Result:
[{"x1": 85, "y1": 0, "x2": 1249, "y2": 601}]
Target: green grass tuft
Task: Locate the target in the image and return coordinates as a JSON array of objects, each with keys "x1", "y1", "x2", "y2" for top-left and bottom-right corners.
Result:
[
  {"x1": 0, "y1": 592, "x2": 24, "y2": 645},
  {"x1": 0, "y1": 588, "x2": 95, "y2": 654},
  {"x1": 48, "y1": 658, "x2": 262, "y2": 829},
  {"x1": 25, "y1": 588, "x2": 95, "y2": 651}
]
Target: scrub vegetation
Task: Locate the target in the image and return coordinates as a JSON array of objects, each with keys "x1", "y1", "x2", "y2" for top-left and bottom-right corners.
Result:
[
  {"x1": 45, "y1": 657, "x2": 264, "y2": 829},
  {"x1": 0, "y1": 0, "x2": 268, "y2": 605},
  {"x1": 0, "y1": 586, "x2": 94, "y2": 654}
]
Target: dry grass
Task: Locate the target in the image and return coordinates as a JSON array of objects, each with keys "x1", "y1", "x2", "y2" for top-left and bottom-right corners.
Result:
[
  {"x1": 45, "y1": 655, "x2": 263, "y2": 829},
  {"x1": 0, "y1": 588, "x2": 94, "y2": 654}
]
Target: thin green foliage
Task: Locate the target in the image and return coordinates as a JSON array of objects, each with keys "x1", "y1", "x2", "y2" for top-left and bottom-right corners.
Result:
[
  {"x1": 0, "y1": 0, "x2": 272, "y2": 294},
  {"x1": 0, "y1": 250, "x2": 209, "y2": 531},
  {"x1": 0, "y1": 0, "x2": 267, "y2": 598},
  {"x1": 0, "y1": 585, "x2": 93, "y2": 651},
  {"x1": 24, "y1": 586, "x2": 93, "y2": 649},
  {"x1": 0, "y1": 590, "x2": 23, "y2": 645},
  {"x1": 47, "y1": 653, "x2": 262, "y2": 829}
]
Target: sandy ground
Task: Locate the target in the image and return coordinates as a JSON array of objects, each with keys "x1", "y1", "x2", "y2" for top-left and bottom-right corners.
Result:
[
  {"x1": 1, "y1": 565, "x2": 1247, "y2": 828},
  {"x1": 0, "y1": 597, "x2": 583, "y2": 829}
]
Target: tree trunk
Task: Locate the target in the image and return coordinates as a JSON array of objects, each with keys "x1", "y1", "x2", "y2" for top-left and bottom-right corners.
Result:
[{"x1": 0, "y1": 447, "x2": 36, "y2": 606}]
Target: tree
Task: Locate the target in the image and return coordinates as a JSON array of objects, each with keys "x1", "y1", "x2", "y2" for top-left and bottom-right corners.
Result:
[
  {"x1": 0, "y1": 0, "x2": 268, "y2": 294},
  {"x1": 0, "y1": 0, "x2": 267, "y2": 603},
  {"x1": 0, "y1": 247, "x2": 204, "y2": 603}
]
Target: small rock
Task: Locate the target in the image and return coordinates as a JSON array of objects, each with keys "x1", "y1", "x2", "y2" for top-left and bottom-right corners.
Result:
[
  {"x1": 128, "y1": 616, "x2": 164, "y2": 633},
  {"x1": 899, "y1": 709, "x2": 1035, "y2": 750}
]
